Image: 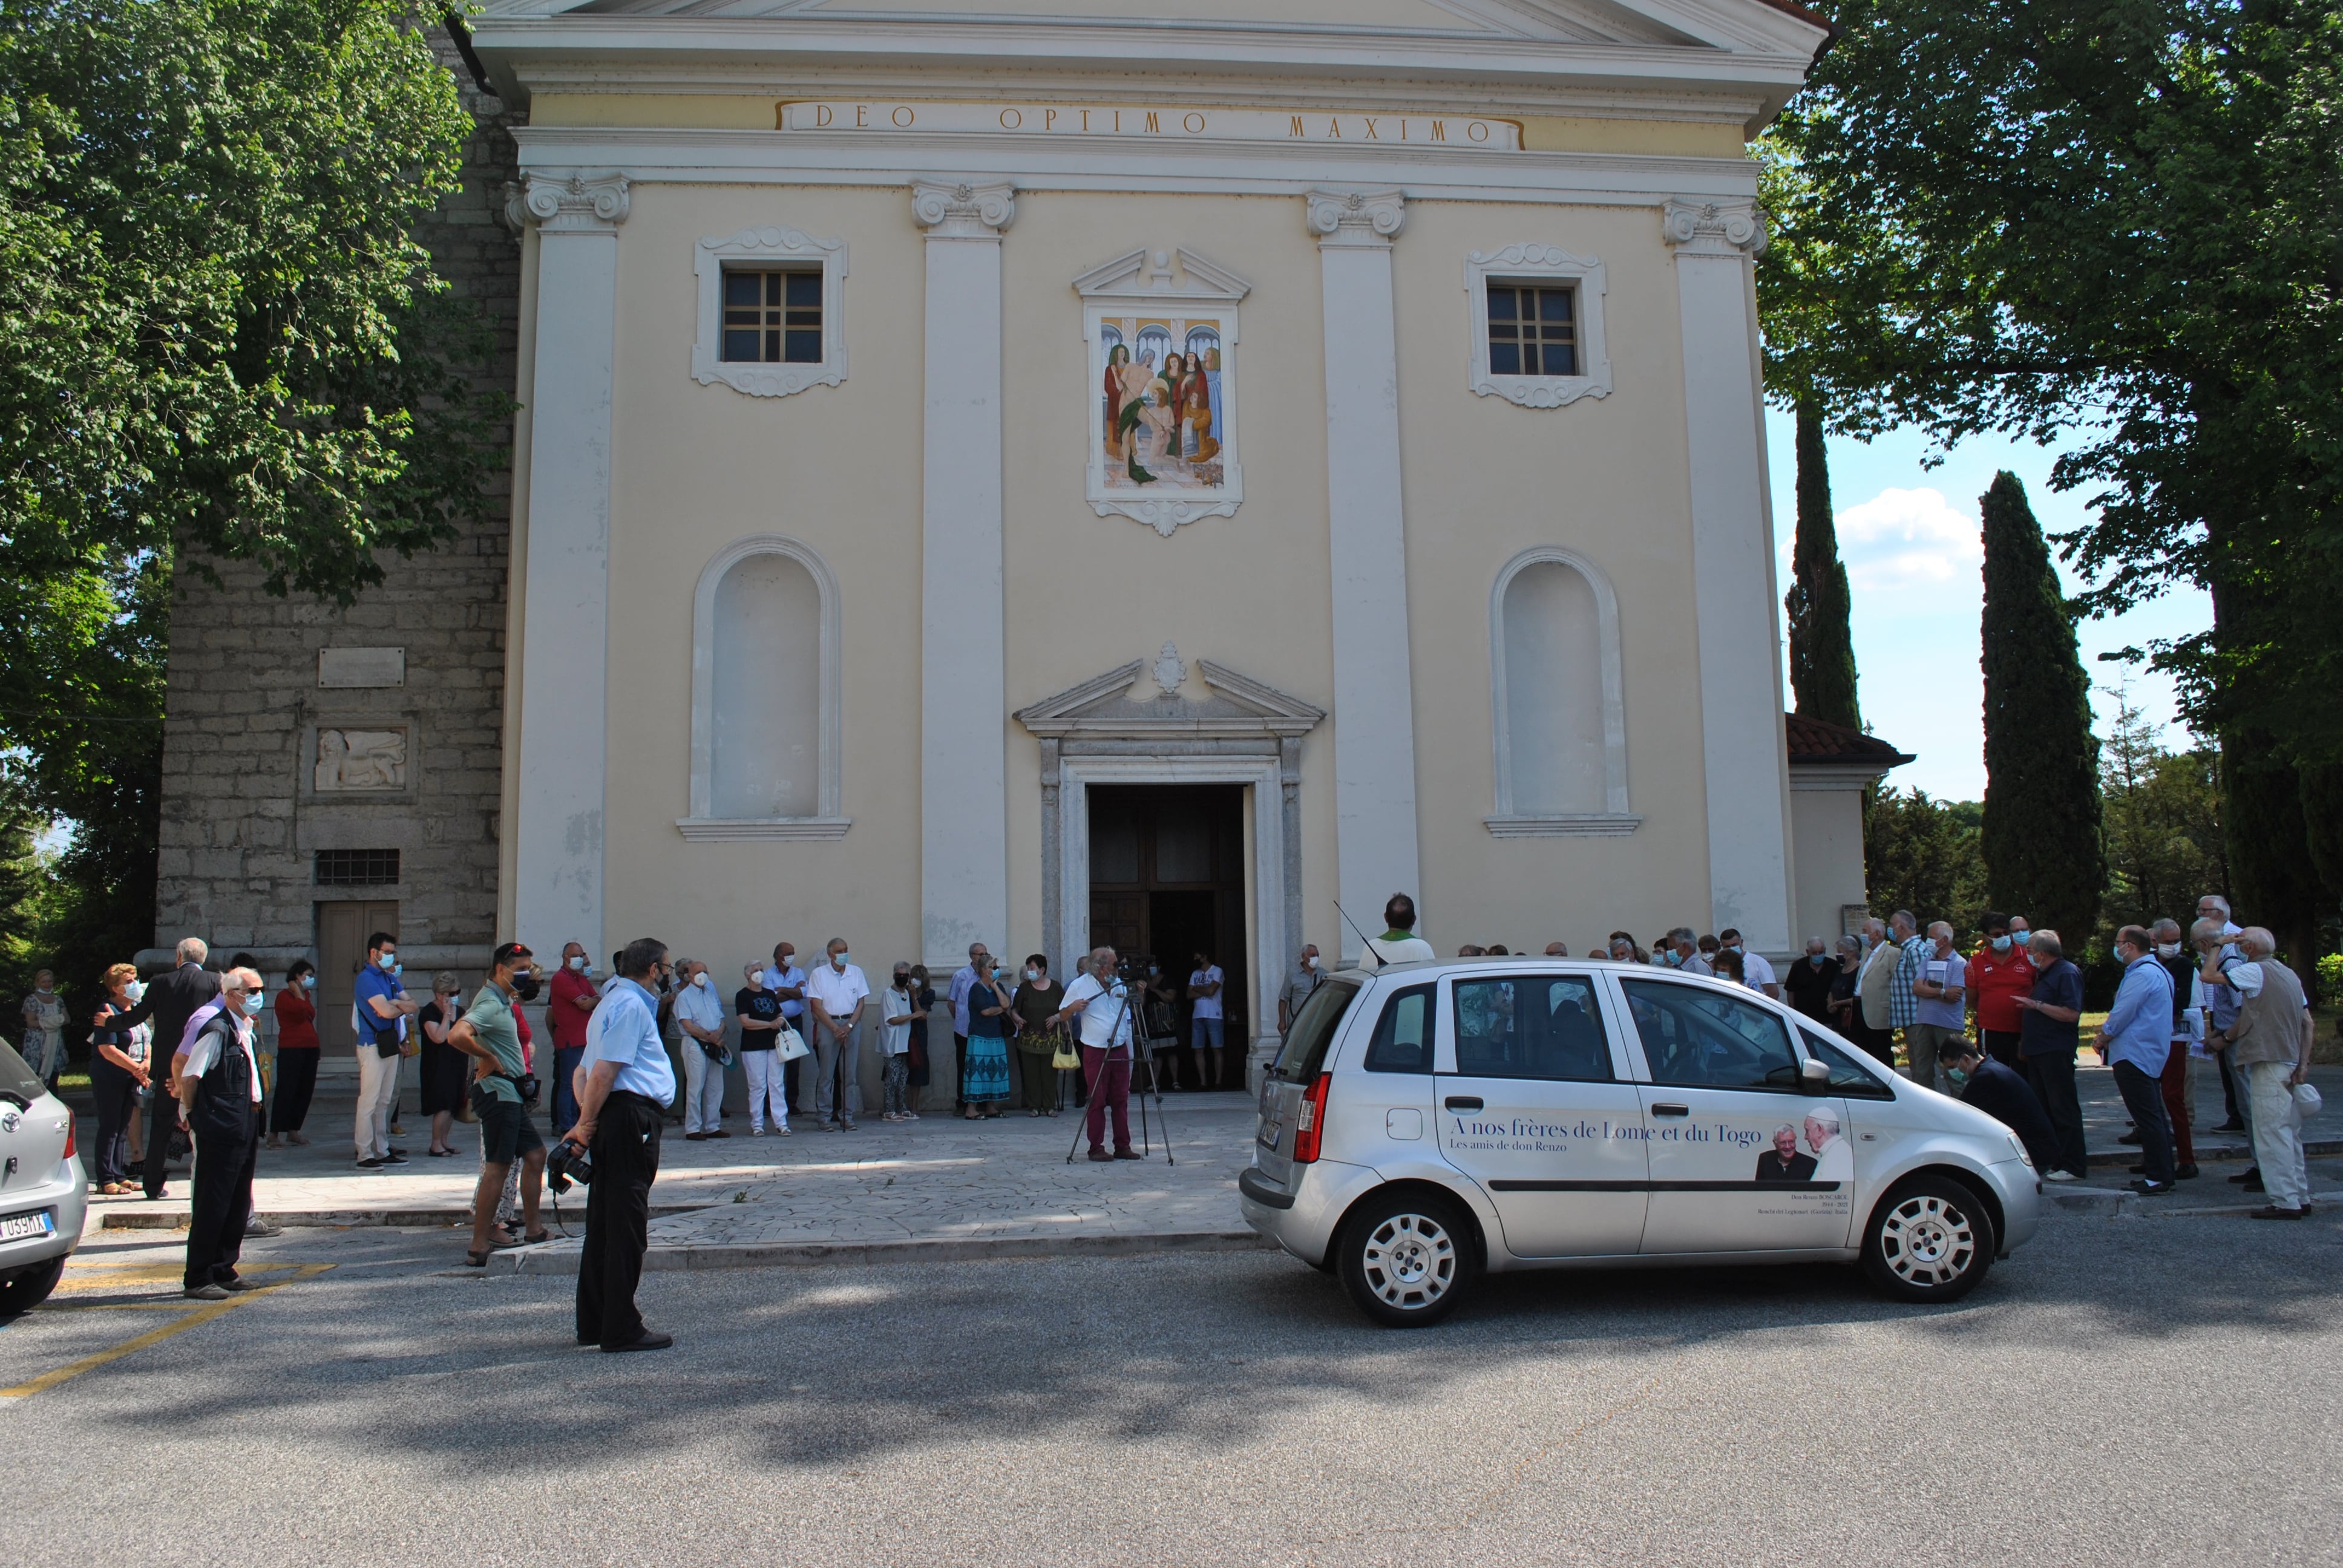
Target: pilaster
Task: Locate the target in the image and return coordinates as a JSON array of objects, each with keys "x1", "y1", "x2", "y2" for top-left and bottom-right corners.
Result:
[
  {"x1": 1663, "y1": 196, "x2": 1795, "y2": 952},
  {"x1": 510, "y1": 171, "x2": 628, "y2": 957},
  {"x1": 1308, "y1": 188, "x2": 1421, "y2": 965},
  {"x1": 914, "y1": 180, "x2": 1015, "y2": 969}
]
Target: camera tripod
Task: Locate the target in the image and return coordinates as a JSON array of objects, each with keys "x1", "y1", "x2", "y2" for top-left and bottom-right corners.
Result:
[{"x1": 1061, "y1": 976, "x2": 1178, "y2": 1165}]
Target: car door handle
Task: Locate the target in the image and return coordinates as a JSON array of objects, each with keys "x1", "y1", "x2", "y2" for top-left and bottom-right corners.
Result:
[
  {"x1": 1443, "y1": 1096, "x2": 1484, "y2": 1112},
  {"x1": 1650, "y1": 1103, "x2": 1689, "y2": 1117}
]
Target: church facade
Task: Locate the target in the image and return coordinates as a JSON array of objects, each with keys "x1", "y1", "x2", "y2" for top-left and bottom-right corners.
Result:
[{"x1": 154, "y1": 0, "x2": 1909, "y2": 1074}]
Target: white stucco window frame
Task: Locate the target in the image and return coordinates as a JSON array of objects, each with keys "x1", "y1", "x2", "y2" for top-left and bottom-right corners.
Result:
[
  {"x1": 1464, "y1": 245, "x2": 1613, "y2": 410},
  {"x1": 1486, "y1": 545, "x2": 1640, "y2": 837},
  {"x1": 678, "y1": 533, "x2": 850, "y2": 840},
  {"x1": 692, "y1": 226, "x2": 848, "y2": 399}
]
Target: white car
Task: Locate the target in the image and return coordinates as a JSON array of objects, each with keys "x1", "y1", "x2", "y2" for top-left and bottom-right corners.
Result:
[
  {"x1": 1239, "y1": 958, "x2": 2039, "y2": 1326},
  {"x1": 0, "y1": 1039, "x2": 85, "y2": 1315}
]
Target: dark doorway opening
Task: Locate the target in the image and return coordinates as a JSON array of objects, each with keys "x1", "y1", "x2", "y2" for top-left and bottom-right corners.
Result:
[{"x1": 1087, "y1": 785, "x2": 1248, "y2": 1060}]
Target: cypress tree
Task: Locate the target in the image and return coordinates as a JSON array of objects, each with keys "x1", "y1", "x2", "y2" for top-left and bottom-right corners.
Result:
[
  {"x1": 1784, "y1": 403, "x2": 1863, "y2": 731},
  {"x1": 1979, "y1": 471, "x2": 2105, "y2": 941}
]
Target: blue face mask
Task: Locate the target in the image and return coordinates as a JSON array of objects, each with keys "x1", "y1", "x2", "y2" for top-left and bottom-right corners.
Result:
[
  {"x1": 1661, "y1": 950, "x2": 1682, "y2": 967},
  {"x1": 1944, "y1": 1065, "x2": 1970, "y2": 1088},
  {"x1": 240, "y1": 992, "x2": 264, "y2": 1017},
  {"x1": 376, "y1": 953, "x2": 398, "y2": 972},
  {"x1": 1808, "y1": 955, "x2": 1827, "y2": 967},
  {"x1": 1990, "y1": 935, "x2": 2013, "y2": 953},
  {"x1": 2111, "y1": 944, "x2": 2128, "y2": 964},
  {"x1": 1725, "y1": 943, "x2": 1744, "y2": 955}
]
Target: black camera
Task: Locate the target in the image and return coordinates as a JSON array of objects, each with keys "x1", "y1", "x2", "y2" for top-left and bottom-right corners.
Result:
[{"x1": 545, "y1": 1138, "x2": 594, "y2": 1194}]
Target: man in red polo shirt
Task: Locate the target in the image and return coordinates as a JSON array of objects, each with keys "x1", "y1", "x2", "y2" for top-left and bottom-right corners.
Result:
[
  {"x1": 548, "y1": 941, "x2": 598, "y2": 1137},
  {"x1": 1970, "y1": 912, "x2": 2035, "y2": 1072}
]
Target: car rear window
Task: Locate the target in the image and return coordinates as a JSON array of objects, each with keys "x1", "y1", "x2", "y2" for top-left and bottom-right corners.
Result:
[
  {"x1": 1362, "y1": 984, "x2": 1434, "y2": 1073},
  {"x1": 1270, "y1": 976, "x2": 1360, "y2": 1083},
  {"x1": 0, "y1": 1038, "x2": 44, "y2": 1102}
]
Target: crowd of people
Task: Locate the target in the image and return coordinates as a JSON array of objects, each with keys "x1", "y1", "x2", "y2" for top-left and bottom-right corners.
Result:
[{"x1": 1462, "y1": 892, "x2": 2320, "y2": 1216}]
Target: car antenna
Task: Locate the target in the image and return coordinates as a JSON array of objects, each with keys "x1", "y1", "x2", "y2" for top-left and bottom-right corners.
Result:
[{"x1": 1334, "y1": 900, "x2": 1391, "y2": 969}]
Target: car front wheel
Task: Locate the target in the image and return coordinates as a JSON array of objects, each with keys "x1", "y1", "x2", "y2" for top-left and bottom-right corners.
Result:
[
  {"x1": 0, "y1": 1255, "x2": 66, "y2": 1316},
  {"x1": 1338, "y1": 1191, "x2": 1476, "y2": 1327},
  {"x1": 1861, "y1": 1176, "x2": 1994, "y2": 1303}
]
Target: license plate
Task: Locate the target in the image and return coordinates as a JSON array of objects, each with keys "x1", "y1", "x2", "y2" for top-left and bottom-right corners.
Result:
[
  {"x1": 0, "y1": 1209, "x2": 54, "y2": 1242},
  {"x1": 1257, "y1": 1122, "x2": 1282, "y2": 1151}
]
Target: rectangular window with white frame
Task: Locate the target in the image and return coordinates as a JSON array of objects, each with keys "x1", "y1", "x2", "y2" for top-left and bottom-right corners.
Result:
[
  {"x1": 693, "y1": 226, "x2": 848, "y2": 399},
  {"x1": 1464, "y1": 246, "x2": 1611, "y2": 408}
]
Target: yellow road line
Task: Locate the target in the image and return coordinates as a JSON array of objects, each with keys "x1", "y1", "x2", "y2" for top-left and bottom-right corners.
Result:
[
  {"x1": 54, "y1": 1262, "x2": 304, "y2": 1292},
  {"x1": 0, "y1": 1264, "x2": 334, "y2": 1399}
]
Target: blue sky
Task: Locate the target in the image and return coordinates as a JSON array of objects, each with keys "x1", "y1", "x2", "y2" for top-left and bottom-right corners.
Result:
[{"x1": 1761, "y1": 410, "x2": 2212, "y2": 801}]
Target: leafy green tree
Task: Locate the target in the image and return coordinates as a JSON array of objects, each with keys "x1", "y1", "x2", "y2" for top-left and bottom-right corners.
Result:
[
  {"x1": 2096, "y1": 685, "x2": 2226, "y2": 933},
  {"x1": 1864, "y1": 788, "x2": 1988, "y2": 939},
  {"x1": 1979, "y1": 472, "x2": 2105, "y2": 941},
  {"x1": 0, "y1": 0, "x2": 505, "y2": 987},
  {"x1": 1760, "y1": 0, "x2": 2343, "y2": 763},
  {"x1": 1784, "y1": 405, "x2": 1862, "y2": 732},
  {"x1": 2224, "y1": 738, "x2": 2327, "y2": 972}
]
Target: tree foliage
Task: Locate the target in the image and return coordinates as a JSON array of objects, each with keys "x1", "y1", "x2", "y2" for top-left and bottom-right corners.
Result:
[
  {"x1": 1760, "y1": 0, "x2": 2343, "y2": 760},
  {"x1": 1979, "y1": 472, "x2": 2105, "y2": 943},
  {"x1": 0, "y1": 0, "x2": 505, "y2": 1012},
  {"x1": 1784, "y1": 405, "x2": 1862, "y2": 732},
  {"x1": 1864, "y1": 788, "x2": 1988, "y2": 941},
  {"x1": 2096, "y1": 686, "x2": 2227, "y2": 932}
]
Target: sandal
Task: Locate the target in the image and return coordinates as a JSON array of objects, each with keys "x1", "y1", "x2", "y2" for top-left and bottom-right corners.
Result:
[
  {"x1": 523, "y1": 1230, "x2": 551, "y2": 1245},
  {"x1": 426, "y1": 1146, "x2": 456, "y2": 1157},
  {"x1": 465, "y1": 1250, "x2": 490, "y2": 1268}
]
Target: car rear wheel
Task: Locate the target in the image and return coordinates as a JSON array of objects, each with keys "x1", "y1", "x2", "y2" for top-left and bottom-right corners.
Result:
[
  {"x1": 1861, "y1": 1175, "x2": 1994, "y2": 1303},
  {"x1": 1338, "y1": 1191, "x2": 1475, "y2": 1327},
  {"x1": 0, "y1": 1255, "x2": 65, "y2": 1316}
]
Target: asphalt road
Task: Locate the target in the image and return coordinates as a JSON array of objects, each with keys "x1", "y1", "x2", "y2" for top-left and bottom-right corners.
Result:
[{"x1": 4, "y1": 1199, "x2": 2339, "y2": 1566}]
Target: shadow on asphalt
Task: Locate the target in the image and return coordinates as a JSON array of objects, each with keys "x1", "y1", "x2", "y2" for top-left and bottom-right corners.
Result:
[{"x1": 36, "y1": 1197, "x2": 2331, "y2": 1477}]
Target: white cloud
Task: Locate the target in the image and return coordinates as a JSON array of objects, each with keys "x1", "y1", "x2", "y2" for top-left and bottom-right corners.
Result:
[{"x1": 1832, "y1": 488, "x2": 1981, "y2": 593}]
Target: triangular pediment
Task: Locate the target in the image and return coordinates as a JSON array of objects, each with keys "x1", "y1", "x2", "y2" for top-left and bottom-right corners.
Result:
[
  {"x1": 1072, "y1": 247, "x2": 1250, "y2": 305},
  {"x1": 1017, "y1": 657, "x2": 1323, "y2": 739}
]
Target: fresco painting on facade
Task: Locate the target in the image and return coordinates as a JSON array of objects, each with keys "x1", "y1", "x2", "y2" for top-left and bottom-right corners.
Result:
[{"x1": 1097, "y1": 315, "x2": 1229, "y2": 491}]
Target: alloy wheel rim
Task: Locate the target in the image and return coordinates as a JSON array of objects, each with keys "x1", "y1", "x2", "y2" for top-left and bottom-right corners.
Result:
[
  {"x1": 1879, "y1": 1194, "x2": 1974, "y2": 1288},
  {"x1": 1361, "y1": 1212, "x2": 1456, "y2": 1308}
]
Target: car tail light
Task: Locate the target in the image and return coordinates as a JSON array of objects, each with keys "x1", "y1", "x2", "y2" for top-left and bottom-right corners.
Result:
[
  {"x1": 62, "y1": 1114, "x2": 76, "y2": 1160},
  {"x1": 1291, "y1": 1073, "x2": 1331, "y2": 1164}
]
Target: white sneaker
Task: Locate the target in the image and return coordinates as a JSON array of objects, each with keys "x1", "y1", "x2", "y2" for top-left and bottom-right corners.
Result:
[{"x1": 2043, "y1": 1170, "x2": 2078, "y2": 1182}]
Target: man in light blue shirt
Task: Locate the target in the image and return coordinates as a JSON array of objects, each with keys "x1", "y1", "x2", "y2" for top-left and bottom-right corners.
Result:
[
  {"x1": 762, "y1": 942, "x2": 808, "y2": 1112},
  {"x1": 565, "y1": 938, "x2": 680, "y2": 1352},
  {"x1": 2096, "y1": 925, "x2": 2177, "y2": 1195}
]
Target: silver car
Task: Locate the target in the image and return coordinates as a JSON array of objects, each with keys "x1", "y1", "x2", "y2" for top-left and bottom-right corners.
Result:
[
  {"x1": 1239, "y1": 959, "x2": 2039, "y2": 1326},
  {"x1": 0, "y1": 1038, "x2": 86, "y2": 1315}
]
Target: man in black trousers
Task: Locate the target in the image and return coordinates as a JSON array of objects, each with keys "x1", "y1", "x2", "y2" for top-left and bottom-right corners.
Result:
[
  {"x1": 560, "y1": 936, "x2": 678, "y2": 1353},
  {"x1": 111, "y1": 936, "x2": 221, "y2": 1201},
  {"x1": 175, "y1": 965, "x2": 266, "y2": 1299}
]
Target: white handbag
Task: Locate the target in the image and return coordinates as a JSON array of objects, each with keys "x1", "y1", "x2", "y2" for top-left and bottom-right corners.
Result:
[{"x1": 776, "y1": 1025, "x2": 811, "y2": 1062}]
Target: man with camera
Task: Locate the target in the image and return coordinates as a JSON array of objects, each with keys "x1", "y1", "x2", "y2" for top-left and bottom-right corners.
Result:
[
  {"x1": 450, "y1": 942, "x2": 548, "y2": 1267},
  {"x1": 1054, "y1": 944, "x2": 1138, "y2": 1162},
  {"x1": 562, "y1": 937, "x2": 679, "y2": 1352}
]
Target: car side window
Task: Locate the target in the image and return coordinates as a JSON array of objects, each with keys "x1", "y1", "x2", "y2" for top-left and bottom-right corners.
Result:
[
  {"x1": 1362, "y1": 984, "x2": 1434, "y2": 1073},
  {"x1": 1452, "y1": 975, "x2": 1612, "y2": 1082},
  {"x1": 1620, "y1": 979, "x2": 1800, "y2": 1091},
  {"x1": 1798, "y1": 1027, "x2": 1896, "y2": 1100}
]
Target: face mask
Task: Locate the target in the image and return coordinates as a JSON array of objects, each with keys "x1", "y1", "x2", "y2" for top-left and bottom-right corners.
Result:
[
  {"x1": 124, "y1": 981, "x2": 146, "y2": 1004},
  {"x1": 1303, "y1": 955, "x2": 1318, "y2": 970},
  {"x1": 1990, "y1": 935, "x2": 2013, "y2": 953},
  {"x1": 1944, "y1": 1066, "x2": 1970, "y2": 1088},
  {"x1": 1025, "y1": 968, "x2": 1040, "y2": 982},
  {"x1": 376, "y1": 953, "x2": 398, "y2": 972},
  {"x1": 1725, "y1": 944, "x2": 1743, "y2": 955},
  {"x1": 2155, "y1": 942, "x2": 2181, "y2": 959},
  {"x1": 833, "y1": 952, "x2": 850, "y2": 969},
  {"x1": 692, "y1": 971, "x2": 709, "y2": 988},
  {"x1": 513, "y1": 975, "x2": 541, "y2": 1002},
  {"x1": 778, "y1": 958, "x2": 795, "y2": 973},
  {"x1": 35, "y1": 982, "x2": 51, "y2": 995},
  {"x1": 1660, "y1": 950, "x2": 1681, "y2": 967},
  {"x1": 239, "y1": 993, "x2": 263, "y2": 1017},
  {"x1": 568, "y1": 955, "x2": 587, "y2": 972},
  {"x1": 2112, "y1": 945, "x2": 2128, "y2": 964}
]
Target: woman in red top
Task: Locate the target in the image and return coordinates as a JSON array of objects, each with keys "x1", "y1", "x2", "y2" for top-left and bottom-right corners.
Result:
[
  {"x1": 269, "y1": 959, "x2": 322, "y2": 1148},
  {"x1": 1969, "y1": 915, "x2": 2037, "y2": 1071}
]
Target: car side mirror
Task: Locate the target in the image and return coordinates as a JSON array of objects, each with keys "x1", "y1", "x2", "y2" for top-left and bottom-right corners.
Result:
[{"x1": 1799, "y1": 1057, "x2": 1832, "y2": 1093}]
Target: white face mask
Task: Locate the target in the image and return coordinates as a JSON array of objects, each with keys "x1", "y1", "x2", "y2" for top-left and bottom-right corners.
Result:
[
  {"x1": 1303, "y1": 955, "x2": 1318, "y2": 970},
  {"x1": 124, "y1": 981, "x2": 146, "y2": 1004},
  {"x1": 2155, "y1": 942, "x2": 2181, "y2": 959},
  {"x1": 691, "y1": 971, "x2": 709, "y2": 988},
  {"x1": 568, "y1": 955, "x2": 588, "y2": 971}
]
